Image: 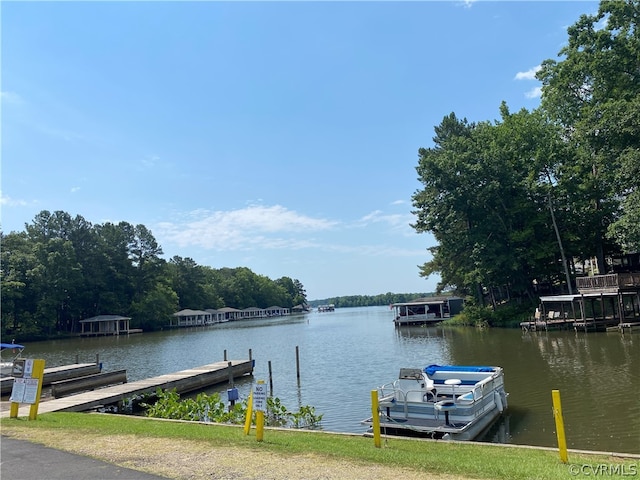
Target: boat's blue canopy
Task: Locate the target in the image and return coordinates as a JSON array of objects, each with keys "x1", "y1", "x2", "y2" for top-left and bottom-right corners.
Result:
[
  {"x1": 424, "y1": 365, "x2": 495, "y2": 376},
  {"x1": 0, "y1": 343, "x2": 25, "y2": 350}
]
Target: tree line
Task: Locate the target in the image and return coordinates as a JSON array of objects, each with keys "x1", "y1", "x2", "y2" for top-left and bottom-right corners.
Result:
[
  {"x1": 310, "y1": 293, "x2": 433, "y2": 309},
  {"x1": 412, "y1": 0, "x2": 639, "y2": 310},
  {"x1": 1, "y1": 210, "x2": 308, "y2": 341}
]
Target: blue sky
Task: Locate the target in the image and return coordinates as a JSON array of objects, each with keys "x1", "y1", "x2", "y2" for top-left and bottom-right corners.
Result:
[{"x1": 1, "y1": 1, "x2": 597, "y2": 300}]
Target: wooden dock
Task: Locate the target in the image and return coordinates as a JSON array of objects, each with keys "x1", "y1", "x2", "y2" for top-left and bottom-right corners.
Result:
[
  {"x1": 1, "y1": 363, "x2": 101, "y2": 396},
  {"x1": 1, "y1": 359, "x2": 254, "y2": 418},
  {"x1": 520, "y1": 319, "x2": 573, "y2": 332},
  {"x1": 606, "y1": 321, "x2": 640, "y2": 333}
]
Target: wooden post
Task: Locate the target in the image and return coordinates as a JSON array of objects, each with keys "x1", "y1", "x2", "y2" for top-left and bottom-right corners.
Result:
[
  {"x1": 552, "y1": 390, "x2": 569, "y2": 463},
  {"x1": 268, "y1": 361, "x2": 273, "y2": 395},
  {"x1": 227, "y1": 361, "x2": 234, "y2": 386},
  {"x1": 224, "y1": 349, "x2": 227, "y2": 361},
  {"x1": 295, "y1": 346, "x2": 300, "y2": 384}
]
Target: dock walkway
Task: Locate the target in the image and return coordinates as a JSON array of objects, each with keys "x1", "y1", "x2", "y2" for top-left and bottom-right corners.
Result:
[{"x1": 1, "y1": 359, "x2": 253, "y2": 418}]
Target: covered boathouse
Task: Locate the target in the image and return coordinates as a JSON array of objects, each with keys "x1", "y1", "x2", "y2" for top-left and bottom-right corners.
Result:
[
  {"x1": 79, "y1": 315, "x2": 133, "y2": 336},
  {"x1": 530, "y1": 271, "x2": 640, "y2": 332}
]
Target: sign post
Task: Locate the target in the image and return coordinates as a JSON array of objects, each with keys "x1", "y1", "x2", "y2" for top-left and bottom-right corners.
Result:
[
  {"x1": 253, "y1": 380, "x2": 267, "y2": 442},
  {"x1": 10, "y1": 359, "x2": 45, "y2": 420}
]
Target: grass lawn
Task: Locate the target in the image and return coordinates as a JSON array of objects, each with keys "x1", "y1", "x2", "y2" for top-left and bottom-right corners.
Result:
[{"x1": 1, "y1": 413, "x2": 638, "y2": 480}]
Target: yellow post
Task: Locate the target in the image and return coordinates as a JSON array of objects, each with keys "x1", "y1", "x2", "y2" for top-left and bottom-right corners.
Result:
[
  {"x1": 255, "y1": 380, "x2": 266, "y2": 442},
  {"x1": 9, "y1": 398, "x2": 19, "y2": 418},
  {"x1": 28, "y1": 359, "x2": 45, "y2": 420},
  {"x1": 243, "y1": 391, "x2": 253, "y2": 435},
  {"x1": 256, "y1": 410, "x2": 264, "y2": 442},
  {"x1": 371, "y1": 390, "x2": 381, "y2": 448},
  {"x1": 9, "y1": 359, "x2": 25, "y2": 418},
  {"x1": 552, "y1": 389, "x2": 569, "y2": 463}
]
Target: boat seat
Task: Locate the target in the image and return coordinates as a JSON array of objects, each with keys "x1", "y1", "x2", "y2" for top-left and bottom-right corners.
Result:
[{"x1": 456, "y1": 390, "x2": 475, "y2": 405}]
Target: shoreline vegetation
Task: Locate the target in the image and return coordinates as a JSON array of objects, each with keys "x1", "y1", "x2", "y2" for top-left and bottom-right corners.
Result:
[{"x1": 1, "y1": 413, "x2": 638, "y2": 480}]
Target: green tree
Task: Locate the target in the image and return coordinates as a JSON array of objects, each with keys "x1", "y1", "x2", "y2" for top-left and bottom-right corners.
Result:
[
  {"x1": 412, "y1": 107, "x2": 573, "y2": 304},
  {"x1": 275, "y1": 277, "x2": 307, "y2": 307},
  {"x1": 130, "y1": 283, "x2": 179, "y2": 331},
  {"x1": 2, "y1": 210, "x2": 309, "y2": 339},
  {"x1": 537, "y1": 0, "x2": 640, "y2": 262},
  {"x1": 92, "y1": 222, "x2": 137, "y2": 315},
  {"x1": 0, "y1": 232, "x2": 38, "y2": 338}
]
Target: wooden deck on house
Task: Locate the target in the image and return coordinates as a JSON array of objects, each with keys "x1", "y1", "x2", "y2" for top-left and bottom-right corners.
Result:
[{"x1": 1, "y1": 359, "x2": 254, "y2": 418}]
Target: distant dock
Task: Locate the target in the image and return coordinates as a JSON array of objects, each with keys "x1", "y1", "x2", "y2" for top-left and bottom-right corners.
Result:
[{"x1": 1, "y1": 359, "x2": 254, "y2": 418}]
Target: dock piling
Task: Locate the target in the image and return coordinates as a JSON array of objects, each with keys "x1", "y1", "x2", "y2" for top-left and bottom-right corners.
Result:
[{"x1": 227, "y1": 361, "x2": 234, "y2": 386}]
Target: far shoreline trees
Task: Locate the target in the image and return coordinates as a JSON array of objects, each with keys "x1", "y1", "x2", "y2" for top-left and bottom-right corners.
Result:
[{"x1": 1, "y1": 210, "x2": 308, "y2": 340}]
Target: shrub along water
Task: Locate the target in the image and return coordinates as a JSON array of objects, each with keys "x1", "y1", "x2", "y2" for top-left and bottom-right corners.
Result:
[{"x1": 140, "y1": 388, "x2": 323, "y2": 429}]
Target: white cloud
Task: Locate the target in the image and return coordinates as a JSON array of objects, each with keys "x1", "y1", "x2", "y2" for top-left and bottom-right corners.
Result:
[
  {"x1": 141, "y1": 155, "x2": 161, "y2": 169},
  {"x1": 358, "y1": 210, "x2": 408, "y2": 229},
  {"x1": 0, "y1": 194, "x2": 28, "y2": 207},
  {"x1": 514, "y1": 65, "x2": 541, "y2": 81},
  {"x1": 71, "y1": 187, "x2": 81, "y2": 193},
  {"x1": 156, "y1": 204, "x2": 338, "y2": 250},
  {"x1": 0, "y1": 91, "x2": 23, "y2": 104},
  {"x1": 37, "y1": 125, "x2": 85, "y2": 142},
  {"x1": 525, "y1": 86, "x2": 542, "y2": 99},
  {"x1": 155, "y1": 204, "x2": 428, "y2": 263}
]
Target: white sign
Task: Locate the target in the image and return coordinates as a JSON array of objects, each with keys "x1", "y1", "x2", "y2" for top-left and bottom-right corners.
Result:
[
  {"x1": 253, "y1": 382, "x2": 267, "y2": 412},
  {"x1": 9, "y1": 378, "x2": 26, "y2": 403},
  {"x1": 24, "y1": 359, "x2": 34, "y2": 377},
  {"x1": 9, "y1": 377, "x2": 40, "y2": 404},
  {"x1": 23, "y1": 378, "x2": 40, "y2": 404}
]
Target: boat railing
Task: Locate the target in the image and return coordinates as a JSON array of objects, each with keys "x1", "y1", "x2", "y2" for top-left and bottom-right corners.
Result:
[{"x1": 377, "y1": 382, "x2": 400, "y2": 404}]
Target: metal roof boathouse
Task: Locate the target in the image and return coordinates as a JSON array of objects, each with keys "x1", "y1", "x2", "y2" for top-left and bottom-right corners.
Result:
[
  {"x1": 170, "y1": 306, "x2": 291, "y2": 328},
  {"x1": 79, "y1": 315, "x2": 133, "y2": 336}
]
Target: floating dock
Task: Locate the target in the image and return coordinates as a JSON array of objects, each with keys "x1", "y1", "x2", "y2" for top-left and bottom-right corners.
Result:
[
  {"x1": 1, "y1": 359, "x2": 254, "y2": 418},
  {"x1": 1, "y1": 363, "x2": 101, "y2": 396}
]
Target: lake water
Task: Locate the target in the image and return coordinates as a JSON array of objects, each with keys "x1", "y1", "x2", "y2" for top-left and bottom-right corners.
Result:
[{"x1": 18, "y1": 306, "x2": 640, "y2": 454}]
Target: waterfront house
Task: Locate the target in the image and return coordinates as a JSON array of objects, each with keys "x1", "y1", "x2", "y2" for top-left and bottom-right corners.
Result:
[{"x1": 534, "y1": 254, "x2": 640, "y2": 331}]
